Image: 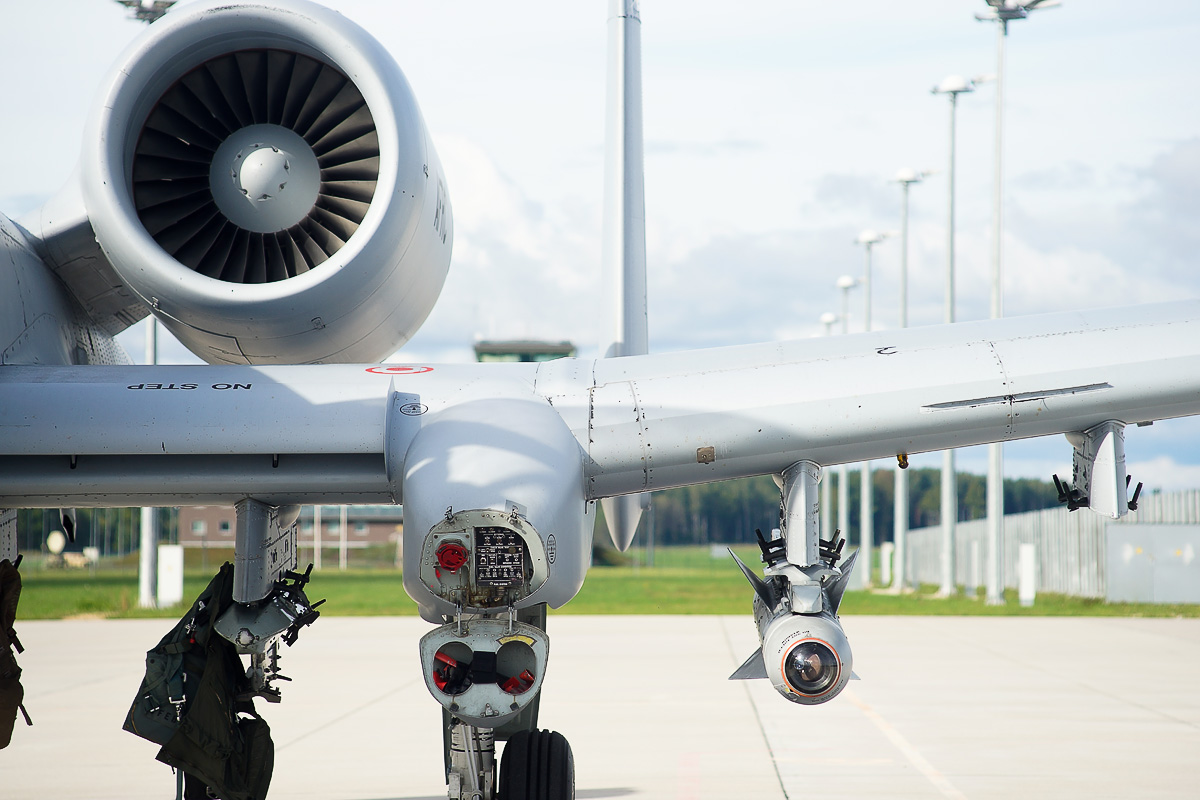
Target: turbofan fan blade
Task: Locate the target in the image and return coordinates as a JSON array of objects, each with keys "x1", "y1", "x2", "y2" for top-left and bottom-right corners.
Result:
[
  {"x1": 133, "y1": 49, "x2": 380, "y2": 283},
  {"x1": 180, "y1": 66, "x2": 242, "y2": 136},
  {"x1": 234, "y1": 50, "x2": 270, "y2": 126}
]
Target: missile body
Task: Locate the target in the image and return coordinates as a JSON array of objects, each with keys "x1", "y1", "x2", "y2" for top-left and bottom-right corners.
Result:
[{"x1": 729, "y1": 546, "x2": 857, "y2": 706}]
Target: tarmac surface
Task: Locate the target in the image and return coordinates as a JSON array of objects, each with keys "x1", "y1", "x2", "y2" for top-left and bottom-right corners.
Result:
[{"x1": 3, "y1": 614, "x2": 1199, "y2": 799}]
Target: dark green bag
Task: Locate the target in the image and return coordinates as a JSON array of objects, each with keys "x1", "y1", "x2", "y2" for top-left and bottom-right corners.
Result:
[
  {"x1": 0, "y1": 557, "x2": 31, "y2": 749},
  {"x1": 125, "y1": 562, "x2": 274, "y2": 800}
]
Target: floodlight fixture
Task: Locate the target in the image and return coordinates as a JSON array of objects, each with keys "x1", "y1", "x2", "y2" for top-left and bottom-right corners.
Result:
[
  {"x1": 976, "y1": 0, "x2": 1061, "y2": 25},
  {"x1": 115, "y1": 0, "x2": 177, "y2": 23},
  {"x1": 932, "y1": 75, "x2": 977, "y2": 96},
  {"x1": 855, "y1": 229, "x2": 894, "y2": 247}
]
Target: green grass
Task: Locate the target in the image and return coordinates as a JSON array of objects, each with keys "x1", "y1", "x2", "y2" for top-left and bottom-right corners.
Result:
[
  {"x1": 16, "y1": 566, "x2": 422, "y2": 620},
  {"x1": 13, "y1": 546, "x2": 1200, "y2": 619},
  {"x1": 844, "y1": 585, "x2": 1200, "y2": 617}
]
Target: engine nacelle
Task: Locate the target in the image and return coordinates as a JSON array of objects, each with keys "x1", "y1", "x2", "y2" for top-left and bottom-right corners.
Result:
[
  {"x1": 80, "y1": 0, "x2": 452, "y2": 364},
  {"x1": 755, "y1": 604, "x2": 854, "y2": 706}
]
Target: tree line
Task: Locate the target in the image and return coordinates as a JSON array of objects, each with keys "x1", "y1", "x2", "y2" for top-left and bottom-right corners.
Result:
[
  {"x1": 644, "y1": 468, "x2": 1061, "y2": 547},
  {"x1": 15, "y1": 468, "x2": 1062, "y2": 557},
  {"x1": 13, "y1": 507, "x2": 179, "y2": 557}
]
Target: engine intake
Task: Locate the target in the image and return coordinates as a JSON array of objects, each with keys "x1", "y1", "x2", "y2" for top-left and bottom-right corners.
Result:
[
  {"x1": 133, "y1": 49, "x2": 379, "y2": 281},
  {"x1": 81, "y1": 0, "x2": 452, "y2": 364}
]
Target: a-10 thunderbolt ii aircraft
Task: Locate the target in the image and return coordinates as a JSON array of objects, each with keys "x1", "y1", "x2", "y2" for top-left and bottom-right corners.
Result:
[{"x1": 2, "y1": 0, "x2": 1199, "y2": 797}]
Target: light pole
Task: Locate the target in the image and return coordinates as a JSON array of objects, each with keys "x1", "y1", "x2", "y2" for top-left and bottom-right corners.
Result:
[
  {"x1": 893, "y1": 168, "x2": 932, "y2": 335},
  {"x1": 837, "y1": 275, "x2": 858, "y2": 336},
  {"x1": 930, "y1": 74, "x2": 979, "y2": 597},
  {"x1": 819, "y1": 312, "x2": 838, "y2": 543},
  {"x1": 976, "y1": 0, "x2": 1059, "y2": 605},
  {"x1": 890, "y1": 169, "x2": 931, "y2": 591},
  {"x1": 835, "y1": 276, "x2": 859, "y2": 570},
  {"x1": 854, "y1": 230, "x2": 894, "y2": 587},
  {"x1": 138, "y1": 317, "x2": 159, "y2": 608}
]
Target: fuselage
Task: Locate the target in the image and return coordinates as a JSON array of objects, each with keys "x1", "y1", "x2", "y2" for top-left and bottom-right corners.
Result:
[{"x1": 0, "y1": 213, "x2": 130, "y2": 369}]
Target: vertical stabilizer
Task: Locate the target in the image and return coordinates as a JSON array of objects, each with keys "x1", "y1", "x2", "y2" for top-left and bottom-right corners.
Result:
[
  {"x1": 600, "y1": 0, "x2": 648, "y2": 361},
  {"x1": 599, "y1": 0, "x2": 649, "y2": 551}
]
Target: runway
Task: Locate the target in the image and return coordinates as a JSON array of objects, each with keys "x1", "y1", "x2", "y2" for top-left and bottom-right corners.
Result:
[{"x1": 3, "y1": 615, "x2": 1198, "y2": 799}]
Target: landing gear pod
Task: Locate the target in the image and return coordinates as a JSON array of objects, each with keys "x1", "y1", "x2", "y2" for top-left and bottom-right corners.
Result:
[
  {"x1": 418, "y1": 509, "x2": 551, "y2": 612},
  {"x1": 419, "y1": 617, "x2": 549, "y2": 728}
]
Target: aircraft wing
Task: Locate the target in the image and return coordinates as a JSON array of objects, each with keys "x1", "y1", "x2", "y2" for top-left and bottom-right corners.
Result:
[
  {"x1": 3, "y1": 299, "x2": 1197, "y2": 509},
  {"x1": 581, "y1": 300, "x2": 1200, "y2": 497}
]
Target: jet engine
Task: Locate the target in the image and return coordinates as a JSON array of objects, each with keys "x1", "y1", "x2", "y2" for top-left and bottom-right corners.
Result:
[{"x1": 79, "y1": 0, "x2": 452, "y2": 364}]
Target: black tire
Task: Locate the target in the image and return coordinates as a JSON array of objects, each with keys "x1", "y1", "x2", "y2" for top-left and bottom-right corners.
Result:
[{"x1": 498, "y1": 728, "x2": 574, "y2": 800}]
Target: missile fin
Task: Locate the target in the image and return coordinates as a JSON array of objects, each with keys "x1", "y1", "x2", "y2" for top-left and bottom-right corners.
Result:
[
  {"x1": 729, "y1": 648, "x2": 768, "y2": 680},
  {"x1": 826, "y1": 547, "x2": 860, "y2": 613},
  {"x1": 851, "y1": 671, "x2": 861, "y2": 681},
  {"x1": 729, "y1": 548, "x2": 777, "y2": 608}
]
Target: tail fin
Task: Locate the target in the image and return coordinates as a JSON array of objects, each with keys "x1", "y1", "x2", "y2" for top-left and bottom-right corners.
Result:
[
  {"x1": 599, "y1": 0, "x2": 649, "y2": 551},
  {"x1": 600, "y1": 0, "x2": 648, "y2": 362}
]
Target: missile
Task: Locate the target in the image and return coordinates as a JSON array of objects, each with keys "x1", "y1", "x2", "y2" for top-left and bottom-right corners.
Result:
[{"x1": 728, "y1": 536, "x2": 858, "y2": 706}]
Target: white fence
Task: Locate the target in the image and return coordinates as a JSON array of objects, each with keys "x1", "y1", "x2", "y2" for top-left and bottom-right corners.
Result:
[{"x1": 906, "y1": 489, "x2": 1200, "y2": 598}]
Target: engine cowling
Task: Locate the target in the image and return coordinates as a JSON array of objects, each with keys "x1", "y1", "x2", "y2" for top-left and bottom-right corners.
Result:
[{"x1": 81, "y1": 0, "x2": 452, "y2": 364}]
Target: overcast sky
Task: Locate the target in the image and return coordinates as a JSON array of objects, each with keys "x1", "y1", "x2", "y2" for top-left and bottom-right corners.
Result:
[{"x1": 3, "y1": 0, "x2": 1200, "y2": 488}]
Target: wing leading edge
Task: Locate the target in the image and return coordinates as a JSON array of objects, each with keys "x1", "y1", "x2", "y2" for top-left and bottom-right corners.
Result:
[{"x1": 2, "y1": 300, "x2": 1200, "y2": 507}]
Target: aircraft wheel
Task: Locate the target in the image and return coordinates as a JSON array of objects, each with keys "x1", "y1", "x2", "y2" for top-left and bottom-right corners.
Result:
[{"x1": 498, "y1": 728, "x2": 574, "y2": 800}]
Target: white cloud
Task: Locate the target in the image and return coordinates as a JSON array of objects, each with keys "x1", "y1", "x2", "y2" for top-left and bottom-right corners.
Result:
[
  {"x1": 1002, "y1": 236, "x2": 1179, "y2": 316},
  {"x1": 14, "y1": 0, "x2": 1200, "y2": 481},
  {"x1": 1127, "y1": 457, "x2": 1200, "y2": 493},
  {"x1": 399, "y1": 135, "x2": 602, "y2": 359}
]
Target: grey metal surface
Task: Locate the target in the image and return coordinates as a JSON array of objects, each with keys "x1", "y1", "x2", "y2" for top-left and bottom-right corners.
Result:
[
  {"x1": 0, "y1": 508, "x2": 16, "y2": 562},
  {"x1": 11, "y1": 301, "x2": 1200, "y2": 511},
  {"x1": 4, "y1": 615, "x2": 1199, "y2": 799},
  {"x1": 231, "y1": 499, "x2": 298, "y2": 604}
]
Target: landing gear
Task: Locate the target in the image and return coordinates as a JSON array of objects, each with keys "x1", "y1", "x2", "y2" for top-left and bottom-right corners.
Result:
[
  {"x1": 434, "y1": 604, "x2": 574, "y2": 799},
  {"x1": 447, "y1": 720, "x2": 496, "y2": 799},
  {"x1": 498, "y1": 729, "x2": 574, "y2": 800},
  {"x1": 443, "y1": 721, "x2": 575, "y2": 800}
]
